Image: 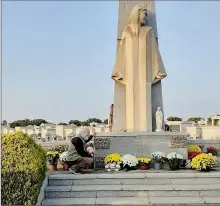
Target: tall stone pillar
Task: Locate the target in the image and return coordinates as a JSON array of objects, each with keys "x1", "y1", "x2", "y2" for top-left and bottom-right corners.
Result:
[{"x1": 113, "y1": 0, "x2": 165, "y2": 132}]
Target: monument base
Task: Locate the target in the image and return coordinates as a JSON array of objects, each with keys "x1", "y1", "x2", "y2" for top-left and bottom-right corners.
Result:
[{"x1": 94, "y1": 132, "x2": 188, "y2": 169}]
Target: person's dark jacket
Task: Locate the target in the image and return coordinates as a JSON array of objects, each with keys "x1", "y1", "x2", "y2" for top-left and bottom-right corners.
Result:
[{"x1": 71, "y1": 135, "x2": 93, "y2": 158}]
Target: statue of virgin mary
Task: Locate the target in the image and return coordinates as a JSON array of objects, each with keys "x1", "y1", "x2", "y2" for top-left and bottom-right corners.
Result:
[{"x1": 111, "y1": 5, "x2": 167, "y2": 132}]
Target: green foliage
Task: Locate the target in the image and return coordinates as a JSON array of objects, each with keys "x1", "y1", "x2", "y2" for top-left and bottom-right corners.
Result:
[
  {"x1": 103, "y1": 119, "x2": 108, "y2": 124},
  {"x1": 81, "y1": 121, "x2": 89, "y2": 126},
  {"x1": 87, "y1": 118, "x2": 102, "y2": 124},
  {"x1": 69, "y1": 120, "x2": 81, "y2": 126},
  {"x1": 1, "y1": 132, "x2": 47, "y2": 205},
  {"x1": 167, "y1": 116, "x2": 182, "y2": 121},
  {"x1": 187, "y1": 117, "x2": 203, "y2": 123},
  {"x1": 49, "y1": 144, "x2": 68, "y2": 153},
  {"x1": 1, "y1": 120, "x2": 7, "y2": 125},
  {"x1": 58, "y1": 122, "x2": 67, "y2": 125},
  {"x1": 9, "y1": 119, "x2": 48, "y2": 128}
]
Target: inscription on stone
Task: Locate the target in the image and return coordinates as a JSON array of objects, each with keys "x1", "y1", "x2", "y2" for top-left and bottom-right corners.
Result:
[
  {"x1": 95, "y1": 157, "x2": 105, "y2": 169},
  {"x1": 95, "y1": 138, "x2": 110, "y2": 149},
  {"x1": 169, "y1": 136, "x2": 187, "y2": 148}
]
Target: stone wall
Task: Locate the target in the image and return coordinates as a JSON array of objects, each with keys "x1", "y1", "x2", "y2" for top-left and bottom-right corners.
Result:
[{"x1": 94, "y1": 132, "x2": 188, "y2": 169}]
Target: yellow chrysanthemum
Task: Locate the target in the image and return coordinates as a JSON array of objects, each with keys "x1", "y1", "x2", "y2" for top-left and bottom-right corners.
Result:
[
  {"x1": 104, "y1": 153, "x2": 121, "y2": 164},
  {"x1": 47, "y1": 151, "x2": 59, "y2": 155},
  {"x1": 191, "y1": 153, "x2": 216, "y2": 170},
  {"x1": 187, "y1": 145, "x2": 202, "y2": 152},
  {"x1": 137, "y1": 157, "x2": 151, "y2": 163}
]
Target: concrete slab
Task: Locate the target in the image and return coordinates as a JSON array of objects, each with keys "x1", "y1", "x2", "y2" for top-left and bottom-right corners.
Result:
[
  {"x1": 45, "y1": 186, "x2": 71, "y2": 192},
  {"x1": 149, "y1": 196, "x2": 204, "y2": 204},
  {"x1": 95, "y1": 197, "x2": 150, "y2": 205},
  {"x1": 42, "y1": 197, "x2": 96, "y2": 205},
  {"x1": 71, "y1": 185, "x2": 122, "y2": 191}
]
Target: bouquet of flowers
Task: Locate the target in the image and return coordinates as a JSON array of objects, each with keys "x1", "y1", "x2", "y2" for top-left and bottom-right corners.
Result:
[
  {"x1": 47, "y1": 151, "x2": 59, "y2": 165},
  {"x1": 166, "y1": 152, "x2": 184, "y2": 170},
  {"x1": 151, "y1": 152, "x2": 166, "y2": 163},
  {"x1": 188, "y1": 151, "x2": 202, "y2": 160},
  {"x1": 191, "y1": 153, "x2": 217, "y2": 171},
  {"x1": 207, "y1": 146, "x2": 217, "y2": 156},
  {"x1": 187, "y1": 145, "x2": 202, "y2": 152},
  {"x1": 121, "y1": 154, "x2": 138, "y2": 171},
  {"x1": 137, "y1": 157, "x2": 151, "y2": 170},
  {"x1": 59, "y1": 151, "x2": 68, "y2": 164},
  {"x1": 104, "y1": 153, "x2": 121, "y2": 172}
]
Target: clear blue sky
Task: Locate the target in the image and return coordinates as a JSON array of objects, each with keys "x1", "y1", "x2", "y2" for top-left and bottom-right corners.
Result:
[{"x1": 2, "y1": 1, "x2": 220, "y2": 123}]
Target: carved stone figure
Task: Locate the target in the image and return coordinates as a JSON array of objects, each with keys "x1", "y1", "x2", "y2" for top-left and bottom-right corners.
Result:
[
  {"x1": 112, "y1": 5, "x2": 167, "y2": 132},
  {"x1": 155, "y1": 107, "x2": 164, "y2": 132}
]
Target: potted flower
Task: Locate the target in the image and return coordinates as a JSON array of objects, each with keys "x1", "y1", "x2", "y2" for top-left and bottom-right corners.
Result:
[
  {"x1": 151, "y1": 152, "x2": 166, "y2": 170},
  {"x1": 60, "y1": 151, "x2": 69, "y2": 171},
  {"x1": 104, "y1": 153, "x2": 121, "y2": 172},
  {"x1": 137, "y1": 157, "x2": 151, "y2": 170},
  {"x1": 207, "y1": 146, "x2": 217, "y2": 156},
  {"x1": 47, "y1": 151, "x2": 59, "y2": 171},
  {"x1": 191, "y1": 153, "x2": 217, "y2": 171},
  {"x1": 188, "y1": 151, "x2": 202, "y2": 160},
  {"x1": 187, "y1": 145, "x2": 202, "y2": 152},
  {"x1": 166, "y1": 152, "x2": 184, "y2": 170},
  {"x1": 121, "y1": 154, "x2": 138, "y2": 171}
]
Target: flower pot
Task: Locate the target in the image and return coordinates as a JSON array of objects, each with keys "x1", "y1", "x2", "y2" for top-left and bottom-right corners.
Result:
[
  {"x1": 168, "y1": 159, "x2": 180, "y2": 171},
  {"x1": 63, "y1": 163, "x2": 69, "y2": 171},
  {"x1": 202, "y1": 147, "x2": 206, "y2": 153},
  {"x1": 106, "y1": 169, "x2": 111, "y2": 172},
  {"x1": 49, "y1": 164, "x2": 57, "y2": 171},
  {"x1": 154, "y1": 163, "x2": 161, "y2": 170},
  {"x1": 114, "y1": 168, "x2": 120, "y2": 172},
  {"x1": 140, "y1": 165, "x2": 149, "y2": 170}
]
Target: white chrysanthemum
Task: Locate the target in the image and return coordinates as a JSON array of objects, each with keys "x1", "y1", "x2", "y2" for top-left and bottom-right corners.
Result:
[
  {"x1": 105, "y1": 163, "x2": 110, "y2": 169},
  {"x1": 176, "y1": 153, "x2": 183, "y2": 159},
  {"x1": 60, "y1": 151, "x2": 68, "y2": 162},
  {"x1": 121, "y1": 154, "x2": 138, "y2": 167},
  {"x1": 116, "y1": 164, "x2": 121, "y2": 169}
]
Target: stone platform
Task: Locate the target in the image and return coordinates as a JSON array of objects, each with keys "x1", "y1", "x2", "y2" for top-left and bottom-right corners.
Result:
[
  {"x1": 41, "y1": 170, "x2": 220, "y2": 205},
  {"x1": 94, "y1": 132, "x2": 188, "y2": 169}
]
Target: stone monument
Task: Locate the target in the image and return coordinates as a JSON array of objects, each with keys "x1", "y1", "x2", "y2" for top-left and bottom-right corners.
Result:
[
  {"x1": 112, "y1": 1, "x2": 166, "y2": 132},
  {"x1": 94, "y1": 0, "x2": 188, "y2": 169}
]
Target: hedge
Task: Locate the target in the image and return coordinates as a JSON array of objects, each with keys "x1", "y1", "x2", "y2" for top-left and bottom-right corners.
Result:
[{"x1": 1, "y1": 132, "x2": 47, "y2": 205}]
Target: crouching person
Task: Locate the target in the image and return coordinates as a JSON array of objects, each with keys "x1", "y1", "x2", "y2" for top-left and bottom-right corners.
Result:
[{"x1": 66, "y1": 127, "x2": 95, "y2": 174}]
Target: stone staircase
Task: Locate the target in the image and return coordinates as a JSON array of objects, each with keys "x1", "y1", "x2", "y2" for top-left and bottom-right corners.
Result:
[{"x1": 42, "y1": 171, "x2": 220, "y2": 205}]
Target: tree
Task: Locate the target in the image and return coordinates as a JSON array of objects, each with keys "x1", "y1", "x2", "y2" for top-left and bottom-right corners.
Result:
[
  {"x1": 1, "y1": 120, "x2": 7, "y2": 125},
  {"x1": 30, "y1": 119, "x2": 48, "y2": 126},
  {"x1": 81, "y1": 121, "x2": 89, "y2": 126},
  {"x1": 87, "y1": 118, "x2": 102, "y2": 124},
  {"x1": 58, "y1": 122, "x2": 67, "y2": 125},
  {"x1": 69, "y1": 120, "x2": 81, "y2": 126},
  {"x1": 103, "y1": 119, "x2": 108, "y2": 124},
  {"x1": 187, "y1": 117, "x2": 203, "y2": 123},
  {"x1": 9, "y1": 119, "x2": 48, "y2": 128},
  {"x1": 167, "y1": 116, "x2": 182, "y2": 121}
]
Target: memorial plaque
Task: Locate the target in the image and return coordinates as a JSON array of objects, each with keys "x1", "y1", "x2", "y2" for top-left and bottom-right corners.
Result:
[
  {"x1": 95, "y1": 157, "x2": 105, "y2": 169},
  {"x1": 169, "y1": 136, "x2": 187, "y2": 148},
  {"x1": 95, "y1": 138, "x2": 110, "y2": 149}
]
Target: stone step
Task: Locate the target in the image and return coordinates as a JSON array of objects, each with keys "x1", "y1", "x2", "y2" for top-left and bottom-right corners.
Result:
[
  {"x1": 42, "y1": 196, "x2": 220, "y2": 205},
  {"x1": 49, "y1": 177, "x2": 220, "y2": 186},
  {"x1": 45, "y1": 184, "x2": 220, "y2": 198},
  {"x1": 49, "y1": 172, "x2": 220, "y2": 180}
]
